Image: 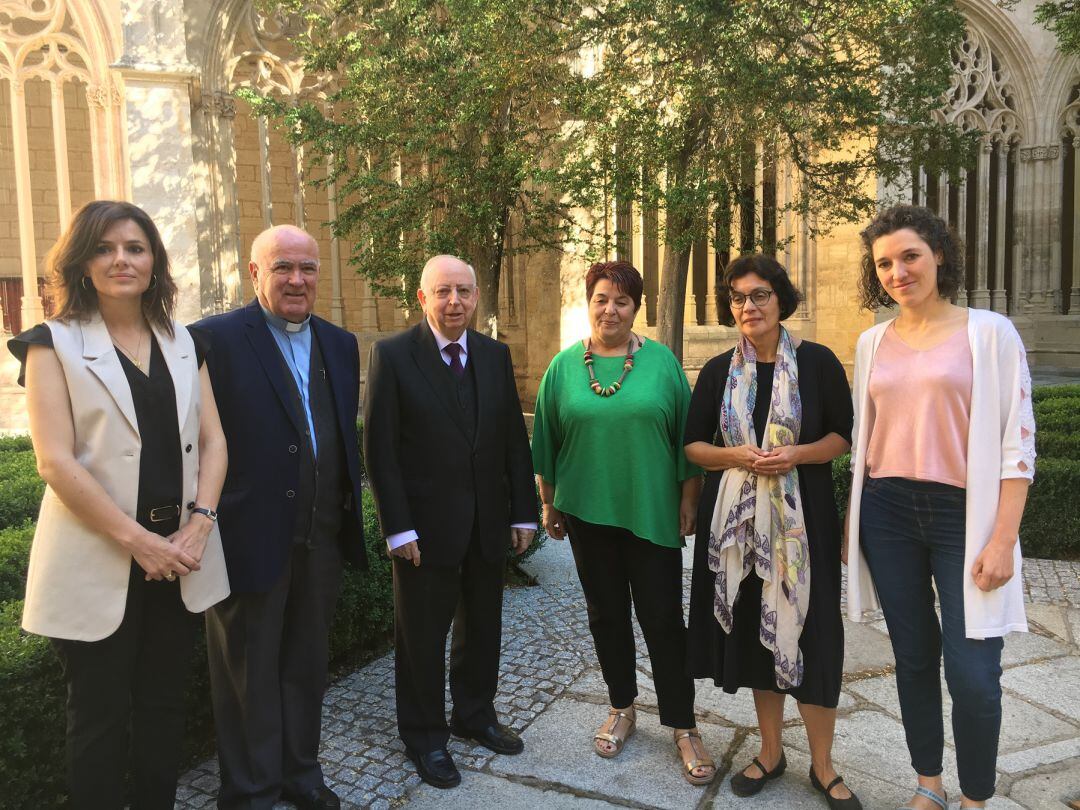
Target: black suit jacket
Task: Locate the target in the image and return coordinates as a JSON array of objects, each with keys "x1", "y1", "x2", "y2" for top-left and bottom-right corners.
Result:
[
  {"x1": 191, "y1": 300, "x2": 367, "y2": 593},
  {"x1": 363, "y1": 321, "x2": 535, "y2": 567}
]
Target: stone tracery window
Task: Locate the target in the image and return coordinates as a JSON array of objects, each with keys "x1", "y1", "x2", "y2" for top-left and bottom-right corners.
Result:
[{"x1": 913, "y1": 26, "x2": 1022, "y2": 314}]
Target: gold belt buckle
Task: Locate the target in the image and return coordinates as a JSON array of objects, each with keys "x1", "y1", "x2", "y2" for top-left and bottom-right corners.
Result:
[{"x1": 149, "y1": 504, "x2": 180, "y2": 523}]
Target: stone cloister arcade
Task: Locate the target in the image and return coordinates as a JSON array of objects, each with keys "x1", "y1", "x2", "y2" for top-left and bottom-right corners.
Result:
[{"x1": 0, "y1": 0, "x2": 1077, "y2": 430}]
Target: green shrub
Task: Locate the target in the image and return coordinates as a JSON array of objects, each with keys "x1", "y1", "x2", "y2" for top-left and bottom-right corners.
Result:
[
  {"x1": 0, "y1": 601, "x2": 67, "y2": 809},
  {"x1": 0, "y1": 451, "x2": 43, "y2": 531},
  {"x1": 0, "y1": 523, "x2": 34, "y2": 605},
  {"x1": 0, "y1": 435, "x2": 33, "y2": 453},
  {"x1": 1021, "y1": 458, "x2": 1080, "y2": 560},
  {"x1": 1032, "y1": 383, "x2": 1080, "y2": 403},
  {"x1": 1037, "y1": 430, "x2": 1080, "y2": 460}
]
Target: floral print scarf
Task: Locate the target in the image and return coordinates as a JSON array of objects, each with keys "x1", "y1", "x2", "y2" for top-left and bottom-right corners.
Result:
[{"x1": 708, "y1": 326, "x2": 809, "y2": 689}]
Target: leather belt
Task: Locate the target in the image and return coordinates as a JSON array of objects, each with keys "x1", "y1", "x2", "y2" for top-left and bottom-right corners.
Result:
[{"x1": 148, "y1": 504, "x2": 181, "y2": 523}]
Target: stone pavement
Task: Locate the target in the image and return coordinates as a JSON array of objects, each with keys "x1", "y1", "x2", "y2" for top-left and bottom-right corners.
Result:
[{"x1": 178, "y1": 541, "x2": 1080, "y2": 810}]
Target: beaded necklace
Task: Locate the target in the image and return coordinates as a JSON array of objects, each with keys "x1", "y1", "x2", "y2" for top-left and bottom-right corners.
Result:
[{"x1": 584, "y1": 336, "x2": 638, "y2": 397}]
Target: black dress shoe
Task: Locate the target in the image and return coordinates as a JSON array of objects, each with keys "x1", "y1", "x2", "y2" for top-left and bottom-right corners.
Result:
[
  {"x1": 809, "y1": 766, "x2": 863, "y2": 810},
  {"x1": 449, "y1": 721, "x2": 525, "y2": 755},
  {"x1": 282, "y1": 784, "x2": 341, "y2": 810},
  {"x1": 730, "y1": 750, "x2": 787, "y2": 797},
  {"x1": 405, "y1": 746, "x2": 462, "y2": 789}
]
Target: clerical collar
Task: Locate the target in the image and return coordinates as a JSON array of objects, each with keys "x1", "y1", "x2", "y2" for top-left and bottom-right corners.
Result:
[{"x1": 260, "y1": 304, "x2": 310, "y2": 334}]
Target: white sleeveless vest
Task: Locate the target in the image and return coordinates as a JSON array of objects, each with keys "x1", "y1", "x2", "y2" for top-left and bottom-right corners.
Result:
[{"x1": 22, "y1": 314, "x2": 230, "y2": 641}]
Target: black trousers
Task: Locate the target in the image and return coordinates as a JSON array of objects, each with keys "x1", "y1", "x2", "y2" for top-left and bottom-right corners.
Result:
[
  {"x1": 564, "y1": 514, "x2": 695, "y2": 729},
  {"x1": 206, "y1": 541, "x2": 343, "y2": 810},
  {"x1": 52, "y1": 562, "x2": 196, "y2": 810},
  {"x1": 393, "y1": 533, "x2": 505, "y2": 754}
]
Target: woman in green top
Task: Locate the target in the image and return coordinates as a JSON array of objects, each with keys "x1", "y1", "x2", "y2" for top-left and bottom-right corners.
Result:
[{"x1": 532, "y1": 261, "x2": 715, "y2": 786}]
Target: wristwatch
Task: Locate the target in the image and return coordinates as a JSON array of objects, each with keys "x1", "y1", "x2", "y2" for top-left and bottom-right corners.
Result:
[{"x1": 190, "y1": 505, "x2": 218, "y2": 522}]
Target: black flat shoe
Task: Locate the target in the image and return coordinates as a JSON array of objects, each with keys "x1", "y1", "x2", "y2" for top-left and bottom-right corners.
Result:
[
  {"x1": 809, "y1": 766, "x2": 863, "y2": 810},
  {"x1": 449, "y1": 721, "x2": 524, "y2": 755},
  {"x1": 730, "y1": 750, "x2": 787, "y2": 797},
  {"x1": 405, "y1": 746, "x2": 462, "y2": 789},
  {"x1": 281, "y1": 784, "x2": 341, "y2": 810}
]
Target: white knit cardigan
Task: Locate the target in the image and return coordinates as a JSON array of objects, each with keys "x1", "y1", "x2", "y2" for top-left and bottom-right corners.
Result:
[{"x1": 845, "y1": 308, "x2": 1035, "y2": 639}]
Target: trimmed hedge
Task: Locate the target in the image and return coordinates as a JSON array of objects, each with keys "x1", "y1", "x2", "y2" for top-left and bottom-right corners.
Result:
[
  {"x1": 0, "y1": 522, "x2": 34, "y2": 605},
  {"x1": 0, "y1": 450, "x2": 43, "y2": 531},
  {"x1": 0, "y1": 488, "x2": 393, "y2": 810},
  {"x1": 1031, "y1": 383, "x2": 1080, "y2": 403}
]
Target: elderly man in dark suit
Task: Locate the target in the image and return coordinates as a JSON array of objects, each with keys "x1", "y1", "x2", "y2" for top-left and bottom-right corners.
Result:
[
  {"x1": 363, "y1": 255, "x2": 536, "y2": 789},
  {"x1": 192, "y1": 225, "x2": 366, "y2": 810}
]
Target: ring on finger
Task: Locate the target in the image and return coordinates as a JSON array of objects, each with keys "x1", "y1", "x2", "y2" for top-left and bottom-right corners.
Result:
[{"x1": 165, "y1": 571, "x2": 176, "y2": 581}]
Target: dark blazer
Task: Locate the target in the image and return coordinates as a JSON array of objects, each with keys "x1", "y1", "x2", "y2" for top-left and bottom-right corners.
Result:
[
  {"x1": 363, "y1": 320, "x2": 535, "y2": 567},
  {"x1": 192, "y1": 300, "x2": 366, "y2": 593}
]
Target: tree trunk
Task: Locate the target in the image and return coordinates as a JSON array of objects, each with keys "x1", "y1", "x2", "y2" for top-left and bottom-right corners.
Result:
[
  {"x1": 657, "y1": 219, "x2": 692, "y2": 362},
  {"x1": 468, "y1": 243, "x2": 501, "y2": 338}
]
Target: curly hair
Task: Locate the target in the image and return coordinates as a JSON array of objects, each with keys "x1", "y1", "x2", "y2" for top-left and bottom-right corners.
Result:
[
  {"x1": 716, "y1": 254, "x2": 803, "y2": 327},
  {"x1": 858, "y1": 204, "x2": 964, "y2": 311},
  {"x1": 585, "y1": 260, "x2": 643, "y2": 311},
  {"x1": 48, "y1": 200, "x2": 176, "y2": 335}
]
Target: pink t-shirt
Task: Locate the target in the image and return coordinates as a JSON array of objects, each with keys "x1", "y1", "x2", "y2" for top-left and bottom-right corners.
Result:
[{"x1": 866, "y1": 324, "x2": 973, "y2": 488}]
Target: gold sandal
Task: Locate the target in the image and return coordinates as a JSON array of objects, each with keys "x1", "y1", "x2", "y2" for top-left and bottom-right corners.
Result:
[
  {"x1": 594, "y1": 706, "x2": 636, "y2": 758},
  {"x1": 674, "y1": 729, "x2": 716, "y2": 786}
]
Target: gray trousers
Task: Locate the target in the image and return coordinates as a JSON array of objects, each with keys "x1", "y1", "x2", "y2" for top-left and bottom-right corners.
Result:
[{"x1": 206, "y1": 541, "x2": 343, "y2": 810}]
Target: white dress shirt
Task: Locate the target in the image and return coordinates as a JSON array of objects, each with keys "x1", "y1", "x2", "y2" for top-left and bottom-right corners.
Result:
[{"x1": 386, "y1": 324, "x2": 537, "y2": 551}]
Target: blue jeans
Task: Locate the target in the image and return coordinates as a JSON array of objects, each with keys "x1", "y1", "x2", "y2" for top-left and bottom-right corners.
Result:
[{"x1": 860, "y1": 476, "x2": 1003, "y2": 802}]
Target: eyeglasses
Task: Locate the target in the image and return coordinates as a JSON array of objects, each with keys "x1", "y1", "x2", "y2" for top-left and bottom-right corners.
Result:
[
  {"x1": 729, "y1": 288, "x2": 775, "y2": 308},
  {"x1": 432, "y1": 285, "x2": 476, "y2": 301}
]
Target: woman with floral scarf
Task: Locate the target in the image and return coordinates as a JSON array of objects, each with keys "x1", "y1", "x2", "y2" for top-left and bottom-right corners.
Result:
[{"x1": 684, "y1": 255, "x2": 859, "y2": 809}]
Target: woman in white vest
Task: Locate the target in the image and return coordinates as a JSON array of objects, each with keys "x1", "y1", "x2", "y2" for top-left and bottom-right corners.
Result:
[
  {"x1": 844, "y1": 205, "x2": 1034, "y2": 810},
  {"x1": 7, "y1": 200, "x2": 230, "y2": 809}
]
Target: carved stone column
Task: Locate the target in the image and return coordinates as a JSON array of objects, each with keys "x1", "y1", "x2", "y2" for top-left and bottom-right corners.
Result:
[
  {"x1": 1017, "y1": 145, "x2": 1061, "y2": 313},
  {"x1": 990, "y1": 144, "x2": 1009, "y2": 314},
  {"x1": 10, "y1": 79, "x2": 45, "y2": 328},
  {"x1": 970, "y1": 141, "x2": 992, "y2": 309}
]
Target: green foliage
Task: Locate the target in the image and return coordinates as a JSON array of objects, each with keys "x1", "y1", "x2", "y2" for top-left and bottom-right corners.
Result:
[
  {"x1": 1022, "y1": 458, "x2": 1080, "y2": 560},
  {"x1": 1036, "y1": 0, "x2": 1080, "y2": 55},
  {"x1": 0, "y1": 450, "x2": 43, "y2": 531},
  {"x1": 0, "y1": 435, "x2": 33, "y2": 453},
  {"x1": 251, "y1": 0, "x2": 589, "y2": 330},
  {"x1": 1032, "y1": 383, "x2": 1080, "y2": 403},
  {"x1": 0, "y1": 523, "x2": 34, "y2": 605},
  {"x1": 574, "y1": 0, "x2": 973, "y2": 354},
  {"x1": 0, "y1": 601, "x2": 67, "y2": 809}
]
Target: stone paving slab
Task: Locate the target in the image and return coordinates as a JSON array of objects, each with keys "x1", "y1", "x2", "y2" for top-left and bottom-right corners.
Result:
[
  {"x1": 842, "y1": 619, "x2": 895, "y2": 676},
  {"x1": 1001, "y1": 657, "x2": 1080, "y2": 717},
  {"x1": 407, "y1": 771, "x2": 615, "y2": 809},
  {"x1": 489, "y1": 695, "x2": 735, "y2": 810},
  {"x1": 1008, "y1": 764, "x2": 1080, "y2": 810}
]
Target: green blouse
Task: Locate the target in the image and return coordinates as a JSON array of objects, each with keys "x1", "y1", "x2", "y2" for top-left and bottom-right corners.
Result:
[{"x1": 531, "y1": 338, "x2": 700, "y2": 548}]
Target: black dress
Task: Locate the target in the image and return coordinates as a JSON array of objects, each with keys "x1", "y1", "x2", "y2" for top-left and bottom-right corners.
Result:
[{"x1": 684, "y1": 341, "x2": 853, "y2": 708}]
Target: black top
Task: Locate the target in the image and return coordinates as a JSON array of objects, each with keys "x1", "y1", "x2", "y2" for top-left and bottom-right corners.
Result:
[
  {"x1": 683, "y1": 340, "x2": 853, "y2": 707},
  {"x1": 8, "y1": 324, "x2": 207, "y2": 539}
]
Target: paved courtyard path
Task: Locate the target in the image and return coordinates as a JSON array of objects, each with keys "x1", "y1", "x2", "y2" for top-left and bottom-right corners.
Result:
[{"x1": 179, "y1": 540, "x2": 1080, "y2": 810}]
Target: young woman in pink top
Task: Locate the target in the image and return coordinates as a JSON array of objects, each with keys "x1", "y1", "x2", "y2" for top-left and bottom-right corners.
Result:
[{"x1": 845, "y1": 205, "x2": 1035, "y2": 810}]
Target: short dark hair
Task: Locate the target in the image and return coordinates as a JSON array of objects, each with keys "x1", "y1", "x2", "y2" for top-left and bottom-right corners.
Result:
[
  {"x1": 585, "y1": 261, "x2": 643, "y2": 311},
  {"x1": 716, "y1": 254, "x2": 802, "y2": 327},
  {"x1": 48, "y1": 200, "x2": 176, "y2": 335},
  {"x1": 858, "y1": 204, "x2": 963, "y2": 311}
]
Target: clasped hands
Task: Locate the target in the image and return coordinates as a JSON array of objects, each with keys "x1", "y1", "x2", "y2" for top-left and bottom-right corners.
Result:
[
  {"x1": 132, "y1": 513, "x2": 213, "y2": 581},
  {"x1": 732, "y1": 443, "x2": 800, "y2": 476}
]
